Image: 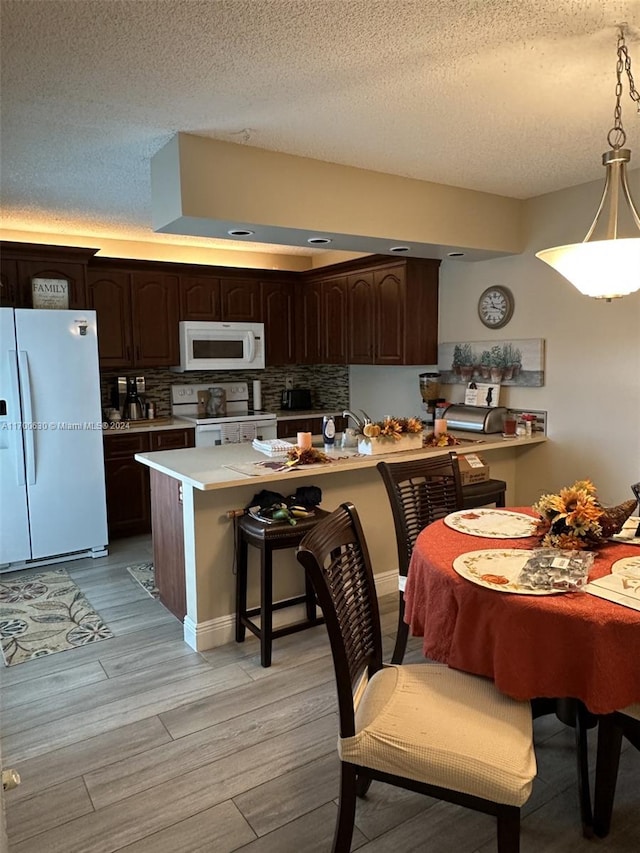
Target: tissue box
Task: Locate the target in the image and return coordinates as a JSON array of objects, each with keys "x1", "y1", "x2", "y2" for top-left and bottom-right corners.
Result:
[{"x1": 458, "y1": 453, "x2": 490, "y2": 485}]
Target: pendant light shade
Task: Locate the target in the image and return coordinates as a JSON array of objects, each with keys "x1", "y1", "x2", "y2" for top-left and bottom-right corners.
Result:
[
  {"x1": 536, "y1": 237, "x2": 640, "y2": 299},
  {"x1": 536, "y1": 27, "x2": 640, "y2": 300}
]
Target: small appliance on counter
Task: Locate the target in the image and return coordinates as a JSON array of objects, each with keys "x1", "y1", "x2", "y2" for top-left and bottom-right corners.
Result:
[
  {"x1": 280, "y1": 388, "x2": 312, "y2": 410},
  {"x1": 419, "y1": 372, "x2": 441, "y2": 424},
  {"x1": 123, "y1": 377, "x2": 145, "y2": 421},
  {"x1": 111, "y1": 375, "x2": 145, "y2": 418},
  {"x1": 443, "y1": 405, "x2": 507, "y2": 434}
]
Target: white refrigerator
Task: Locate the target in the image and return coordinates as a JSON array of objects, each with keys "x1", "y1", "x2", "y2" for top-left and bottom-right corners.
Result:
[{"x1": 0, "y1": 308, "x2": 108, "y2": 569}]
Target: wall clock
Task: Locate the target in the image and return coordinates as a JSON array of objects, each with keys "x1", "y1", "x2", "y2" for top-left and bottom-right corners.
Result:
[{"x1": 478, "y1": 286, "x2": 514, "y2": 329}]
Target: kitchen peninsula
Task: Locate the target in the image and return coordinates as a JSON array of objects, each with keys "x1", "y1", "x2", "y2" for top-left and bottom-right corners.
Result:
[{"x1": 136, "y1": 434, "x2": 546, "y2": 652}]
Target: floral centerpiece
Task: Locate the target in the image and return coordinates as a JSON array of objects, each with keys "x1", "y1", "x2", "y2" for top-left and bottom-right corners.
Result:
[
  {"x1": 358, "y1": 416, "x2": 424, "y2": 455},
  {"x1": 532, "y1": 479, "x2": 636, "y2": 550}
]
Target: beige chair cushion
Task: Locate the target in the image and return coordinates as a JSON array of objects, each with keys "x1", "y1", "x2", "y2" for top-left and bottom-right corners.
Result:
[
  {"x1": 339, "y1": 663, "x2": 536, "y2": 807},
  {"x1": 620, "y1": 703, "x2": 640, "y2": 721}
]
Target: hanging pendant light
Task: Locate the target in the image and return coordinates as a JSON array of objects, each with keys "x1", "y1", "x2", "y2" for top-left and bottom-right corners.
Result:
[{"x1": 536, "y1": 26, "x2": 640, "y2": 300}]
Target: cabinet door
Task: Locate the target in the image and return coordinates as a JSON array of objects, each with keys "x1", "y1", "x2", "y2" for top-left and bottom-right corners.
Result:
[
  {"x1": 220, "y1": 277, "x2": 261, "y2": 321},
  {"x1": 322, "y1": 277, "x2": 347, "y2": 363},
  {"x1": 105, "y1": 457, "x2": 151, "y2": 538},
  {"x1": 374, "y1": 266, "x2": 405, "y2": 364},
  {"x1": 346, "y1": 272, "x2": 375, "y2": 363},
  {"x1": 87, "y1": 269, "x2": 133, "y2": 367},
  {"x1": 150, "y1": 428, "x2": 195, "y2": 451},
  {"x1": 0, "y1": 259, "x2": 20, "y2": 307},
  {"x1": 104, "y1": 432, "x2": 151, "y2": 539},
  {"x1": 262, "y1": 280, "x2": 296, "y2": 364},
  {"x1": 131, "y1": 272, "x2": 179, "y2": 366},
  {"x1": 17, "y1": 260, "x2": 87, "y2": 308},
  {"x1": 179, "y1": 275, "x2": 221, "y2": 320},
  {"x1": 295, "y1": 280, "x2": 323, "y2": 364}
]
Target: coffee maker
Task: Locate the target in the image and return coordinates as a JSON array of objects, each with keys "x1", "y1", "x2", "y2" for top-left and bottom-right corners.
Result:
[
  {"x1": 419, "y1": 372, "x2": 441, "y2": 425},
  {"x1": 111, "y1": 376, "x2": 146, "y2": 419}
]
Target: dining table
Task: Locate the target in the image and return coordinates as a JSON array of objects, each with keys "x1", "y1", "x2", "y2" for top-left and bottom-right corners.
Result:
[{"x1": 403, "y1": 506, "x2": 640, "y2": 716}]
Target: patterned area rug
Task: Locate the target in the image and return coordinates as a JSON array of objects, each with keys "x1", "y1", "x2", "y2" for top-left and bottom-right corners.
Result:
[
  {"x1": 126, "y1": 563, "x2": 159, "y2": 599},
  {"x1": 0, "y1": 568, "x2": 114, "y2": 667}
]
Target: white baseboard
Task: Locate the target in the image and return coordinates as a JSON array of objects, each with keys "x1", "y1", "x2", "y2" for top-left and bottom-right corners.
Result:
[{"x1": 183, "y1": 568, "x2": 399, "y2": 652}]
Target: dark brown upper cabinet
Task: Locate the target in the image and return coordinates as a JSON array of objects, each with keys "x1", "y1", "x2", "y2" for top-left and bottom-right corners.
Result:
[
  {"x1": 220, "y1": 277, "x2": 261, "y2": 322},
  {"x1": 261, "y1": 279, "x2": 296, "y2": 365},
  {"x1": 179, "y1": 275, "x2": 221, "y2": 321},
  {"x1": 87, "y1": 267, "x2": 179, "y2": 368}
]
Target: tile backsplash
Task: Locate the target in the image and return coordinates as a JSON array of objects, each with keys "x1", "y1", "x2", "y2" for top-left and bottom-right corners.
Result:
[{"x1": 100, "y1": 364, "x2": 350, "y2": 418}]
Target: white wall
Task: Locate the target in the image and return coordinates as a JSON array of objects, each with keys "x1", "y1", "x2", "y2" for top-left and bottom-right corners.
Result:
[{"x1": 350, "y1": 170, "x2": 640, "y2": 507}]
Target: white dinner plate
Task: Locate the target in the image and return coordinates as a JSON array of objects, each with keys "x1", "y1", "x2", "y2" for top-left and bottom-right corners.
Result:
[
  {"x1": 444, "y1": 509, "x2": 537, "y2": 539},
  {"x1": 452, "y1": 549, "x2": 563, "y2": 595},
  {"x1": 611, "y1": 555, "x2": 640, "y2": 579}
]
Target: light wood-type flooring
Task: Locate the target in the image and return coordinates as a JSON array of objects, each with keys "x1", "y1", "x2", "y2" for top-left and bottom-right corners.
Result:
[{"x1": 1, "y1": 536, "x2": 639, "y2": 852}]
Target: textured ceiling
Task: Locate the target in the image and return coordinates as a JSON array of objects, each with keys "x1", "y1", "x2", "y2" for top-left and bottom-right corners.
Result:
[{"x1": 1, "y1": 0, "x2": 639, "y2": 258}]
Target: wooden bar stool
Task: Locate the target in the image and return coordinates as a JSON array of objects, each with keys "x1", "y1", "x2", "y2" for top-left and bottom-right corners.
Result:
[
  {"x1": 462, "y1": 478, "x2": 507, "y2": 508},
  {"x1": 235, "y1": 509, "x2": 328, "y2": 667}
]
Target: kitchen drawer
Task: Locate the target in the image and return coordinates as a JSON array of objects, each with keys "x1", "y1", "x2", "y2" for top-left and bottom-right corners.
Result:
[
  {"x1": 150, "y1": 428, "x2": 195, "y2": 451},
  {"x1": 103, "y1": 431, "x2": 151, "y2": 459}
]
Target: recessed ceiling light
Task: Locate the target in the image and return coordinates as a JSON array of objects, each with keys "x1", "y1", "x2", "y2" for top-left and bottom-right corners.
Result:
[
  {"x1": 307, "y1": 237, "x2": 332, "y2": 245},
  {"x1": 389, "y1": 246, "x2": 410, "y2": 253},
  {"x1": 447, "y1": 251, "x2": 465, "y2": 257},
  {"x1": 227, "y1": 229, "x2": 255, "y2": 237}
]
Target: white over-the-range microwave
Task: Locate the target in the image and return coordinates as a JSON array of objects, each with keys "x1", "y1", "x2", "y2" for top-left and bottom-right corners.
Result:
[{"x1": 171, "y1": 321, "x2": 265, "y2": 372}]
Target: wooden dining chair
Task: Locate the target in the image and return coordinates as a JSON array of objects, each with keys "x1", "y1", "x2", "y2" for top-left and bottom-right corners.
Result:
[
  {"x1": 592, "y1": 704, "x2": 640, "y2": 837},
  {"x1": 297, "y1": 502, "x2": 537, "y2": 853},
  {"x1": 377, "y1": 451, "x2": 464, "y2": 663}
]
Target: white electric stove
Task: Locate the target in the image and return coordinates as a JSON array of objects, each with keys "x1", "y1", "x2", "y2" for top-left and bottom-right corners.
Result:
[{"x1": 171, "y1": 382, "x2": 277, "y2": 447}]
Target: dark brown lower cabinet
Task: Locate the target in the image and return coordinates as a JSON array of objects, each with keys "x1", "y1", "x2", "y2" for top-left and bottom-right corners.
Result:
[
  {"x1": 150, "y1": 469, "x2": 186, "y2": 620},
  {"x1": 277, "y1": 416, "x2": 347, "y2": 439},
  {"x1": 104, "y1": 427, "x2": 194, "y2": 539}
]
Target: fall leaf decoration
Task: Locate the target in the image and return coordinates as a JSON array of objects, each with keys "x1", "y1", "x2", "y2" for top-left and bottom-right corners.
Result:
[
  {"x1": 363, "y1": 416, "x2": 423, "y2": 441},
  {"x1": 285, "y1": 446, "x2": 332, "y2": 466},
  {"x1": 423, "y1": 432, "x2": 462, "y2": 447}
]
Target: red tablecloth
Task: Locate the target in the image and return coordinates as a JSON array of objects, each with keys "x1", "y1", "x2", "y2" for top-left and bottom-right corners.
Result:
[{"x1": 403, "y1": 508, "x2": 640, "y2": 714}]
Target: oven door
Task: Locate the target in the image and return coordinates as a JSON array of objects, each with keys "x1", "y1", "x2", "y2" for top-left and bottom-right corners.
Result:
[{"x1": 194, "y1": 419, "x2": 277, "y2": 447}]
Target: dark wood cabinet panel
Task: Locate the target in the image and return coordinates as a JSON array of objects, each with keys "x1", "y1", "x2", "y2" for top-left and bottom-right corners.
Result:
[
  {"x1": 179, "y1": 275, "x2": 221, "y2": 320},
  {"x1": 0, "y1": 259, "x2": 19, "y2": 307},
  {"x1": 277, "y1": 415, "x2": 347, "y2": 439},
  {"x1": 346, "y1": 273, "x2": 375, "y2": 363},
  {"x1": 105, "y1": 456, "x2": 151, "y2": 538},
  {"x1": 262, "y1": 280, "x2": 296, "y2": 364},
  {"x1": 131, "y1": 272, "x2": 179, "y2": 366},
  {"x1": 104, "y1": 427, "x2": 194, "y2": 539},
  {"x1": 150, "y1": 469, "x2": 186, "y2": 620},
  {"x1": 87, "y1": 269, "x2": 133, "y2": 366},
  {"x1": 220, "y1": 277, "x2": 261, "y2": 321},
  {"x1": 374, "y1": 266, "x2": 405, "y2": 365},
  {"x1": 150, "y1": 428, "x2": 194, "y2": 451},
  {"x1": 296, "y1": 280, "x2": 323, "y2": 364},
  {"x1": 322, "y1": 277, "x2": 348, "y2": 363},
  {"x1": 343, "y1": 261, "x2": 439, "y2": 365}
]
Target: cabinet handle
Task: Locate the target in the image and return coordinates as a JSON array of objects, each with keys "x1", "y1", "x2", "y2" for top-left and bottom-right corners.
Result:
[
  {"x1": 126, "y1": 345, "x2": 131, "y2": 361},
  {"x1": 135, "y1": 345, "x2": 140, "y2": 362}
]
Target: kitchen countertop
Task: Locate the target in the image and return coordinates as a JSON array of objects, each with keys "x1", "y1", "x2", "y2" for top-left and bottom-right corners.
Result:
[
  {"x1": 103, "y1": 416, "x2": 195, "y2": 436},
  {"x1": 135, "y1": 433, "x2": 546, "y2": 491},
  {"x1": 273, "y1": 409, "x2": 345, "y2": 420}
]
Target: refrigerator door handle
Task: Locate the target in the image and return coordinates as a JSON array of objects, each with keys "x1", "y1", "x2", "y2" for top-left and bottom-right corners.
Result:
[
  {"x1": 8, "y1": 349, "x2": 26, "y2": 486},
  {"x1": 17, "y1": 350, "x2": 36, "y2": 485}
]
